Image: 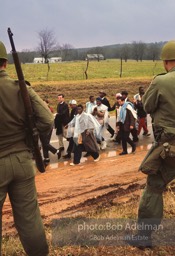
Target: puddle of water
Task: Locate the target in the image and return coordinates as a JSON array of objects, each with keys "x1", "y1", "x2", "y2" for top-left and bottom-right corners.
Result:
[
  {"x1": 107, "y1": 151, "x2": 117, "y2": 157},
  {"x1": 46, "y1": 143, "x2": 154, "y2": 170}
]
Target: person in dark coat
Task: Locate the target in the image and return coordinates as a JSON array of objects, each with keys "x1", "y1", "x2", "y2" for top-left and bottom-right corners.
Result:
[
  {"x1": 134, "y1": 87, "x2": 150, "y2": 136},
  {"x1": 40, "y1": 99, "x2": 58, "y2": 163},
  {"x1": 121, "y1": 90, "x2": 139, "y2": 142},
  {"x1": 63, "y1": 100, "x2": 78, "y2": 159},
  {"x1": 118, "y1": 97, "x2": 137, "y2": 155},
  {"x1": 54, "y1": 94, "x2": 69, "y2": 158},
  {"x1": 110, "y1": 93, "x2": 122, "y2": 144}
]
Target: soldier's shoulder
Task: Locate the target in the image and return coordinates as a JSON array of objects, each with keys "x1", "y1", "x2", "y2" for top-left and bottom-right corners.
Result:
[
  {"x1": 153, "y1": 73, "x2": 167, "y2": 79},
  {"x1": 151, "y1": 73, "x2": 167, "y2": 85},
  {"x1": 15, "y1": 80, "x2": 31, "y2": 86}
]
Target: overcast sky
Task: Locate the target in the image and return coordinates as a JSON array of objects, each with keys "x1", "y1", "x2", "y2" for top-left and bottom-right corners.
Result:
[{"x1": 1, "y1": 0, "x2": 175, "y2": 52}]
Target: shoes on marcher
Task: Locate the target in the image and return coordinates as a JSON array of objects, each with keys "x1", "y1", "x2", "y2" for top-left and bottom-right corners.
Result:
[
  {"x1": 132, "y1": 144, "x2": 136, "y2": 153},
  {"x1": 110, "y1": 132, "x2": 115, "y2": 138},
  {"x1": 57, "y1": 149, "x2": 61, "y2": 159},
  {"x1": 62, "y1": 153, "x2": 71, "y2": 159},
  {"x1": 143, "y1": 132, "x2": 151, "y2": 136},
  {"x1": 133, "y1": 138, "x2": 139, "y2": 142},
  {"x1": 94, "y1": 155, "x2": 100, "y2": 162},
  {"x1": 100, "y1": 141, "x2": 107, "y2": 150},
  {"x1": 59, "y1": 147, "x2": 64, "y2": 152},
  {"x1": 84, "y1": 152, "x2": 91, "y2": 157},
  {"x1": 70, "y1": 162, "x2": 80, "y2": 166},
  {"x1": 126, "y1": 234, "x2": 153, "y2": 250},
  {"x1": 119, "y1": 152, "x2": 128, "y2": 155},
  {"x1": 114, "y1": 140, "x2": 121, "y2": 144},
  {"x1": 43, "y1": 158, "x2": 50, "y2": 163}
]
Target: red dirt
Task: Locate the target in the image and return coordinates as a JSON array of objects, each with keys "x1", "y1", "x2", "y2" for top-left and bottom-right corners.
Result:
[{"x1": 2, "y1": 147, "x2": 147, "y2": 235}]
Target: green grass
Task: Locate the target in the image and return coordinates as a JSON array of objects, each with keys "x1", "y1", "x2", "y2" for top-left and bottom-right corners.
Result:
[{"x1": 7, "y1": 59, "x2": 165, "y2": 83}]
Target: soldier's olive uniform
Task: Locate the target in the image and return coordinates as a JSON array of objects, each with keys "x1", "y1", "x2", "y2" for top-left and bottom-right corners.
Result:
[
  {"x1": 138, "y1": 67, "x2": 175, "y2": 228},
  {"x1": 0, "y1": 69, "x2": 54, "y2": 255}
]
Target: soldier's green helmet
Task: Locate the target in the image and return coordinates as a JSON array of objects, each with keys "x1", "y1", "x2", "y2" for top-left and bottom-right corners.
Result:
[
  {"x1": 160, "y1": 40, "x2": 175, "y2": 60},
  {"x1": 0, "y1": 41, "x2": 7, "y2": 60}
]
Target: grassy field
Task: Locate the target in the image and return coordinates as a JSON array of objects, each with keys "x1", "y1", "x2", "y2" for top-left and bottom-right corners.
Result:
[
  {"x1": 7, "y1": 59, "x2": 164, "y2": 111},
  {"x1": 7, "y1": 59, "x2": 165, "y2": 82},
  {"x1": 6, "y1": 59, "x2": 165, "y2": 111}
]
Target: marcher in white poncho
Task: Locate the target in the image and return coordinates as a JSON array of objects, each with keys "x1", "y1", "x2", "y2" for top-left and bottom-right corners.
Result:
[
  {"x1": 91, "y1": 97, "x2": 109, "y2": 149},
  {"x1": 67, "y1": 105, "x2": 101, "y2": 165}
]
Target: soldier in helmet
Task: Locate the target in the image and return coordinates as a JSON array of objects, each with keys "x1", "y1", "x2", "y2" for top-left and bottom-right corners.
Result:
[
  {"x1": 127, "y1": 41, "x2": 175, "y2": 249},
  {"x1": 0, "y1": 41, "x2": 53, "y2": 255}
]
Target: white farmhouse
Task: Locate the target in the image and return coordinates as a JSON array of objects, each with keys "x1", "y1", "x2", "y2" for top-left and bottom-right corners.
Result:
[
  {"x1": 33, "y1": 57, "x2": 62, "y2": 64},
  {"x1": 33, "y1": 57, "x2": 45, "y2": 64},
  {"x1": 49, "y1": 57, "x2": 62, "y2": 63}
]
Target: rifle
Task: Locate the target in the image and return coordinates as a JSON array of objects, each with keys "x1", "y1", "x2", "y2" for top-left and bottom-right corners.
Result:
[{"x1": 7, "y1": 28, "x2": 45, "y2": 173}]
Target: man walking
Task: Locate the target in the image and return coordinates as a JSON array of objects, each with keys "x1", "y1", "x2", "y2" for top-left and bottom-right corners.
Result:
[
  {"x1": 54, "y1": 94, "x2": 69, "y2": 158},
  {"x1": 85, "y1": 95, "x2": 96, "y2": 114},
  {"x1": 99, "y1": 90, "x2": 115, "y2": 138},
  {"x1": 121, "y1": 90, "x2": 139, "y2": 142},
  {"x1": 63, "y1": 100, "x2": 78, "y2": 159},
  {"x1": 67, "y1": 105, "x2": 100, "y2": 165},
  {"x1": 118, "y1": 97, "x2": 137, "y2": 155},
  {"x1": 92, "y1": 97, "x2": 109, "y2": 150},
  {"x1": 134, "y1": 87, "x2": 150, "y2": 136},
  {"x1": 0, "y1": 41, "x2": 53, "y2": 255}
]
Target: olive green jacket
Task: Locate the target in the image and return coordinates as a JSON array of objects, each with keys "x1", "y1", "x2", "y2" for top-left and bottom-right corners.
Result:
[
  {"x1": 142, "y1": 67, "x2": 175, "y2": 134},
  {"x1": 0, "y1": 70, "x2": 54, "y2": 157}
]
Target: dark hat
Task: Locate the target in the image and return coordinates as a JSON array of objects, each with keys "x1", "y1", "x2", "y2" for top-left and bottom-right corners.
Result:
[
  {"x1": 96, "y1": 97, "x2": 102, "y2": 102},
  {"x1": 99, "y1": 90, "x2": 106, "y2": 96},
  {"x1": 121, "y1": 90, "x2": 128, "y2": 96}
]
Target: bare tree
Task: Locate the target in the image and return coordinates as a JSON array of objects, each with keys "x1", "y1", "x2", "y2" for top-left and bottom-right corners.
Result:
[
  {"x1": 84, "y1": 59, "x2": 89, "y2": 79},
  {"x1": 132, "y1": 41, "x2": 146, "y2": 61},
  {"x1": 120, "y1": 44, "x2": 130, "y2": 62},
  {"x1": 19, "y1": 49, "x2": 35, "y2": 64},
  {"x1": 61, "y1": 43, "x2": 74, "y2": 61},
  {"x1": 37, "y1": 28, "x2": 57, "y2": 63},
  {"x1": 148, "y1": 42, "x2": 160, "y2": 61}
]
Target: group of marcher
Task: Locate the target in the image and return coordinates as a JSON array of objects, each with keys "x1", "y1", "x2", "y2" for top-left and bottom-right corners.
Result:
[{"x1": 42, "y1": 87, "x2": 151, "y2": 165}]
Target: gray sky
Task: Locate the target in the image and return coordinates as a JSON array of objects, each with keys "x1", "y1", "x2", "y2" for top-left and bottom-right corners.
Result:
[{"x1": 1, "y1": 0, "x2": 175, "y2": 52}]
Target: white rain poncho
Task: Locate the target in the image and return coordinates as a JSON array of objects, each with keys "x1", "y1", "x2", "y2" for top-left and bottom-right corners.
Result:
[
  {"x1": 67, "y1": 111, "x2": 101, "y2": 144},
  {"x1": 92, "y1": 103, "x2": 109, "y2": 137}
]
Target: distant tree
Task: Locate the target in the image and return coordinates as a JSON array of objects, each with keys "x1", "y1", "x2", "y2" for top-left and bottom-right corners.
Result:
[
  {"x1": 120, "y1": 44, "x2": 130, "y2": 62},
  {"x1": 61, "y1": 44, "x2": 74, "y2": 61},
  {"x1": 147, "y1": 42, "x2": 161, "y2": 61},
  {"x1": 132, "y1": 41, "x2": 146, "y2": 61},
  {"x1": 37, "y1": 28, "x2": 57, "y2": 63},
  {"x1": 19, "y1": 50, "x2": 35, "y2": 63}
]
